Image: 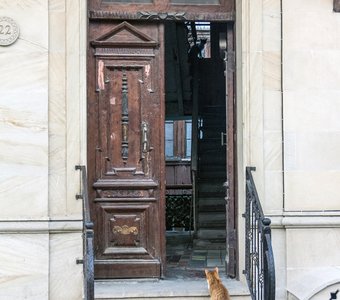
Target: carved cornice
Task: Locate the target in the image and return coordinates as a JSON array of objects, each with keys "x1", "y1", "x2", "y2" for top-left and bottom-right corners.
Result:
[
  {"x1": 137, "y1": 11, "x2": 186, "y2": 20},
  {"x1": 89, "y1": 10, "x2": 235, "y2": 21}
]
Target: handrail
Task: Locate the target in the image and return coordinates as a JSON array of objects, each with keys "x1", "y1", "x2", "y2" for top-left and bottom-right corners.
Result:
[
  {"x1": 244, "y1": 167, "x2": 275, "y2": 300},
  {"x1": 75, "y1": 165, "x2": 94, "y2": 300}
]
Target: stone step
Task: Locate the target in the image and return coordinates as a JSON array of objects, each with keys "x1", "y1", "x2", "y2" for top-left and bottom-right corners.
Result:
[
  {"x1": 197, "y1": 223, "x2": 226, "y2": 229},
  {"x1": 95, "y1": 278, "x2": 251, "y2": 300},
  {"x1": 198, "y1": 150, "x2": 225, "y2": 159},
  {"x1": 193, "y1": 239, "x2": 226, "y2": 250},
  {"x1": 198, "y1": 199, "x2": 225, "y2": 212},
  {"x1": 198, "y1": 211, "x2": 226, "y2": 221},
  {"x1": 198, "y1": 171, "x2": 226, "y2": 179},
  {"x1": 198, "y1": 181, "x2": 225, "y2": 192},
  {"x1": 197, "y1": 229, "x2": 226, "y2": 240}
]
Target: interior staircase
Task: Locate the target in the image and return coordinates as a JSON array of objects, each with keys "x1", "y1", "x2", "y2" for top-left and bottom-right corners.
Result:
[{"x1": 195, "y1": 104, "x2": 226, "y2": 249}]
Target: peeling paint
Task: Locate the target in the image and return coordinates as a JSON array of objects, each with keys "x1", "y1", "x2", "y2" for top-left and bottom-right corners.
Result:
[{"x1": 97, "y1": 60, "x2": 105, "y2": 90}]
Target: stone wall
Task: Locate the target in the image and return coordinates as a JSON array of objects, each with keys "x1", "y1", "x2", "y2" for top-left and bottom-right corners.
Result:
[
  {"x1": 1, "y1": 0, "x2": 340, "y2": 299},
  {"x1": 283, "y1": 1, "x2": 340, "y2": 298},
  {"x1": 0, "y1": 1, "x2": 86, "y2": 299},
  {"x1": 237, "y1": 0, "x2": 340, "y2": 299}
]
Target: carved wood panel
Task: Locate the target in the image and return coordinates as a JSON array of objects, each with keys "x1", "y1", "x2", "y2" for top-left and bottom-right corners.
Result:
[
  {"x1": 88, "y1": 21, "x2": 165, "y2": 278},
  {"x1": 88, "y1": 0, "x2": 235, "y2": 21},
  {"x1": 97, "y1": 203, "x2": 152, "y2": 258}
]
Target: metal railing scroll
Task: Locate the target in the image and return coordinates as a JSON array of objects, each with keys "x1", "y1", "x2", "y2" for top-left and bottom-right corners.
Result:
[
  {"x1": 75, "y1": 165, "x2": 94, "y2": 300},
  {"x1": 244, "y1": 167, "x2": 275, "y2": 300}
]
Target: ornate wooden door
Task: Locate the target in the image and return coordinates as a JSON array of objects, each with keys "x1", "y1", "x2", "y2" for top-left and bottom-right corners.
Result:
[{"x1": 87, "y1": 20, "x2": 165, "y2": 278}]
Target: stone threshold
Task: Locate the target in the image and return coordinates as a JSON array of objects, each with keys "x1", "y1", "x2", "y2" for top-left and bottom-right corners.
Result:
[{"x1": 95, "y1": 277, "x2": 250, "y2": 299}]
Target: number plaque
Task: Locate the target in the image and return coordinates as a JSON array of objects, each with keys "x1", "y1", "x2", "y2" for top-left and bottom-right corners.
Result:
[{"x1": 0, "y1": 17, "x2": 19, "y2": 46}]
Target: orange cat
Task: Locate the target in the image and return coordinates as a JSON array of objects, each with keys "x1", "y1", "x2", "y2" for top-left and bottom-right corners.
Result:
[{"x1": 205, "y1": 267, "x2": 231, "y2": 300}]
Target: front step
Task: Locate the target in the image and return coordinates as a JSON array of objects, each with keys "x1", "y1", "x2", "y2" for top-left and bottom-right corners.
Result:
[{"x1": 95, "y1": 278, "x2": 251, "y2": 300}]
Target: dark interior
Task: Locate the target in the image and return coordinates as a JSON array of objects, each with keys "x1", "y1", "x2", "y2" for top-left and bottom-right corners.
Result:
[{"x1": 164, "y1": 21, "x2": 228, "y2": 277}]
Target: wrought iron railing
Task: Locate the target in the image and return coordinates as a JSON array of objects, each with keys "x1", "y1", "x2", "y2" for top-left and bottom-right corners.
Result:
[
  {"x1": 244, "y1": 167, "x2": 275, "y2": 300},
  {"x1": 75, "y1": 165, "x2": 94, "y2": 300}
]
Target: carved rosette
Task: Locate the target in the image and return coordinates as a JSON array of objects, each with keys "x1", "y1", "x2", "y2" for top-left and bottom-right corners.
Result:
[{"x1": 112, "y1": 225, "x2": 138, "y2": 235}]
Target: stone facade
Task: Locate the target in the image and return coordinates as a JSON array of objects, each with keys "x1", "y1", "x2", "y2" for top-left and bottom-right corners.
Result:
[
  {"x1": 0, "y1": 0, "x2": 339, "y2": 299},
  {"x1": 0, "y1": 0, "x2": 85, "y2": 299}
]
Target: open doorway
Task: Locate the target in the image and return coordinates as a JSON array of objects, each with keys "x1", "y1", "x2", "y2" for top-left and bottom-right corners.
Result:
[
  {"x1": 164, "y1": 21, "x2": 232, "y2": 278},
  {"x1": 87, "y1": 10, "x2": 236, "y2": 278}
]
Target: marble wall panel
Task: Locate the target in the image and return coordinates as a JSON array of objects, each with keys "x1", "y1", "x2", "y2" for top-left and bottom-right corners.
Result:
[
  {"x1": 263, "y1": 12, "x2": 281, "y2": 52},
  {"x1": 0, "y1": 234, "x2": 48, "y2": 299},
  {"x1": 264, "y1": 131, "x2": 282, "y2": 171},
  {"x1": 48, "y1": 1, "x2": 67, "y2": 218},
  {"x1": 284, "y1": 50, "x2": 340, "y2": 91},
  {"x1": 272, "y1": 229, "x2": 287, "y2": 300},
  {"x1": 283, "y1": 11, "x2": 340, "y2": 51},
  {"x1": 285, "y1": 171, "x2": 340, "y2": 211},
  {"x1": 262, "y1": 0, "x2": 283, "y2": 216},
  {"x1": 0, "y1": 0, "x2": 48, "y2": 49},
  {"x1": 0, "y1": 1, "x2": 48, "y2": 219},
  {"x1": 48, "y1": 0, "x2": 84, "y2": 219},
  {"x1": 49, "y1": 233, "x2": 83, "y2": 300},
  {"x1": 284, "y1": 90, "x2": 340, "y2": 132},
  {"x1": 264, "y1": 171, "x2": 283, "y2": 214},
  {"x1": 263, "y1": 51, "x2": 281, "y2": 91},
  {"x1": 287, "y1": 228, "x2": 340, "y2": 268},
  {"x1": 264, "y1": 91, "x2": 281, "y2": 131},
  {"x1": 283, "y1": 0, "x2": 333, "y2": 13},
  {"x1": 283, "y1": 0, "x2": 340, "y2": 212},
  {"x1": 290, "y1": 132, "x2": 340, "y2": 171},
  {"x1": 65, "y1": 0, "x2": 83, "y2": 218}
]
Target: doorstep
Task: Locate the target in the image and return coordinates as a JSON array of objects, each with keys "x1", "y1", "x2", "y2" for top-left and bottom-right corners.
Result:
[{"x1": 95, "y1": 277, "x2": 251, "y2": 300}]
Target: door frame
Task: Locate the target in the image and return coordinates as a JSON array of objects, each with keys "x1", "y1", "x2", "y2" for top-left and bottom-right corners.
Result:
[{"x1": 86, "y1": 1, "x2": 238, "y2": 279}]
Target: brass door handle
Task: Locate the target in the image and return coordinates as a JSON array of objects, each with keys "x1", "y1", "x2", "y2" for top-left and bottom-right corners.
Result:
[{"x1": 141, "y1": 122, "x2": 149, "y2": 157}]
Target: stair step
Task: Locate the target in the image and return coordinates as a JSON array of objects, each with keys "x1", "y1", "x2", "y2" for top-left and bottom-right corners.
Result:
[
  {"x1": 198, "y1": 181, "x2": 225, "y2": 192},
  {"x1": 198, "y1": 222, "x2": 226, "y2": 228},
  {"x1": 198, "y1": 212, "x2": 226, "y2": 221},
  {"x1": 199, "y1": 203, "x2": 225, "y2": 212},
  {"x1": 199, "y1": 173, "x2": 225, "y2": 180},
  {"x1": 95, "y1": 278, "x2": 251, "y2": 299},
  {"x1": 199, "y1": 154, "x2": 226, "y2": 165},
  {"x1": 193, "y1": 239, "x2": 226, "y2": 250},
  {"x1": 197, "y1": 229, "x2": 226, "y2": 240}
]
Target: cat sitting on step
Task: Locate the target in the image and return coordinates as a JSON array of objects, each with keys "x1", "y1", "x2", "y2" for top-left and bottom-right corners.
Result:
[{"x1": 205, "y1": 267, "x2": 231, "y2": 300}]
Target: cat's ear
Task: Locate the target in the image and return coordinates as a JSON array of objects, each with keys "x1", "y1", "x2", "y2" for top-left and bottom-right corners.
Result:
[
  {"x1": 205, "y1": 269, "x2": 209, "y2": 275},
  {"x1": 215, "y1": 267, "x2": 219, "y2": 275}
]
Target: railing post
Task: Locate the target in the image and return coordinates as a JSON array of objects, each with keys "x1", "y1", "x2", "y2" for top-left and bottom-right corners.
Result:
[
  {"x1": 245, "y1": 167, "x2": 275, "y2": 300},
  {"x1": 76, "y1": 165, "x2": 94, "y2": 300}
]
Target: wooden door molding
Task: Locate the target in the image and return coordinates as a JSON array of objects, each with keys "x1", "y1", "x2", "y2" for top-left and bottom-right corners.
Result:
[
  {"x1": 88, "y1": 20, "x2": 165, "y2": 278},
  {"x1": 88, "y1": 0, "x2": 235, "y2": 21},
  {"x1": 225, "y1": 22, "x2": 237, "y2": 278}
]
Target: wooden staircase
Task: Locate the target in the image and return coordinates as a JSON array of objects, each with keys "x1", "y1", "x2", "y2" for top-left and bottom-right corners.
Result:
[{"x1": 195, "y1": 104, "x2": 226, "y2": 249}]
